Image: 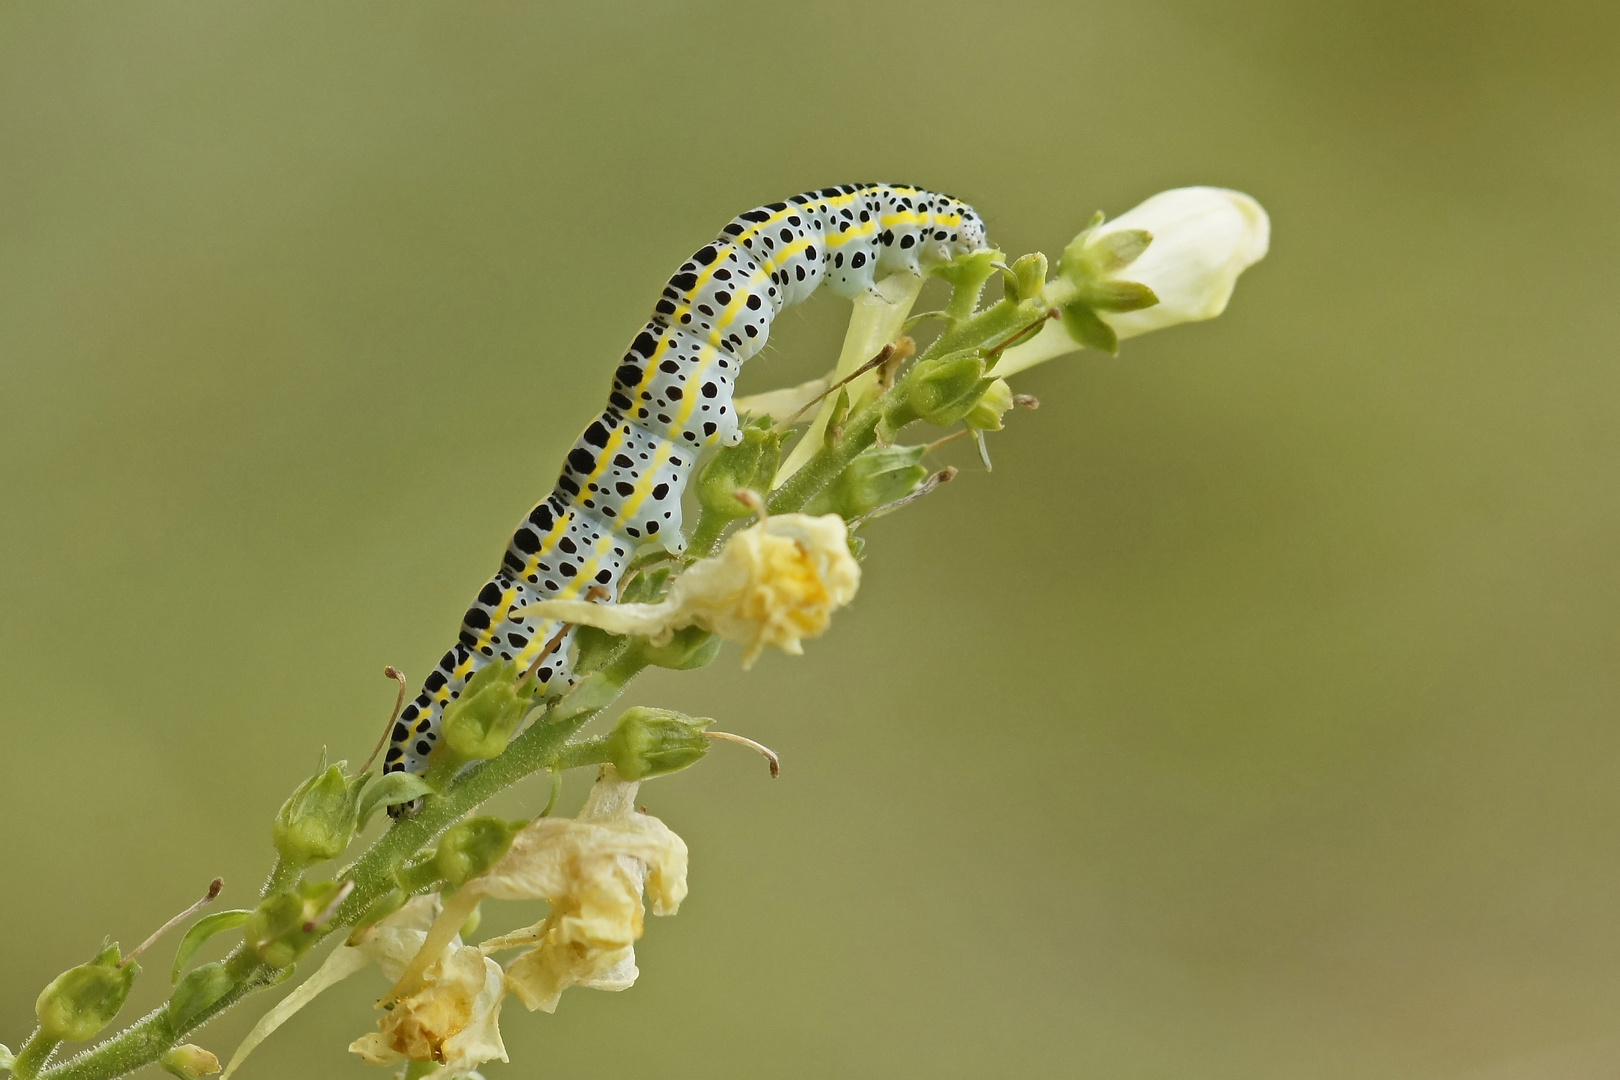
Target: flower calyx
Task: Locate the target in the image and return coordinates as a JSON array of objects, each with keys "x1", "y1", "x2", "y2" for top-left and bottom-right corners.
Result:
[
  {"x1": 272, "y1": 755, "x2": 371, "y2": 868},
  {"x1": 35, "y1": 942, "x2": 138, "y2": 1042}
]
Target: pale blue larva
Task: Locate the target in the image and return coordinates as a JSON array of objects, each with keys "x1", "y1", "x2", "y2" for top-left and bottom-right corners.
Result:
[{"x1": 384, "y1": 183, "x2": 986, "y2": 787}]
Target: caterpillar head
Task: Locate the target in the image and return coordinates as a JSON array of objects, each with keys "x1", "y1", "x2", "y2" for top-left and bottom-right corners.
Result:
[{"x1": 958, "y1": 210, "x2": 989, "y2": 254}]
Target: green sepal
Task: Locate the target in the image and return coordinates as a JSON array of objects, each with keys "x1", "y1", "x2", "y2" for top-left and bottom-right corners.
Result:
[
  {"x1": 902, "y1": 351, "x2": 991, "y2": 427},
  {"x1": 1074, "y1": 228, "x2": 1152, "y2": 278},
  {"x1": 435, "y1": 817, "x2": 522, "y2": 887},
  {"x1": 604, "y1": 707, "x2": 712, "y2": 780},
  {"x1": 35, "y1": 943, "x2": 138, "y2": 1042},
  {"x1": 823, "y1": 387, "x2": 852, "y2": 447},
  {"x1": 549, "y1": 670, "x2": 625, "y2": 725},
  {"x1": 436, "y1": 659, "x2": 541, "y2": 770},
  {"x1": 348, "y1": 889, "x2": 408, "y2": 942},
  {"x1": 638, "y1": 624, "x2": 720, "y2": 670},
  {"x1": 167, "y1": 961, "x2": 237, "y2": 1030},
  {"x1": 160, "y1": 1044, "x2": 220, "y2": 1079},
  {"x1": 1059, "y1": 303, "x2": 1119, "y2": 355},
  {"x1": 171, "y1": 910, "x2": 251, "y2": 984},
  {"x1": 619, "y1": 565, "x2": 671, "y2": 605},
  {"x1": 1077, "y1": 277, "x2": 1159, "y2": 313},
  {"x1": 571, "y1": 624, "x2": 627, "y2": 672},
  {"x1": 357, "y1": 774, "x2": 436, "y2": 830},
  {"x1": 394, "y1": 850, "x2": 443, "y2": 896},
  {"x1": 805, "y1": 444, "x2": 928, "y2": 519},
  {"x1": 1010, "y1": 252, "x2": 1049, "y2": 302},
  {"x1": 1058, "y1": 210, "x2": 1106, "y2": 280},
  {"x1": 696, "y1": 419, "x2": 787, "y2": 519},
  {"x1": 272, "y1": 756, "x2": 371, "y2": 867},
  {"x1": 241, "y1": 880, "x2": 344, "y2": 970},
  {"x1": 934, "y1": 248, "x2": 1003, "y2": 320}
]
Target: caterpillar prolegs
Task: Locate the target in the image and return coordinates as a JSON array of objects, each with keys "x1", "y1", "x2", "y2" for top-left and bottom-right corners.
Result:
[{"x1": 383, "y1": 183, "x2": 988, "y2": 784}]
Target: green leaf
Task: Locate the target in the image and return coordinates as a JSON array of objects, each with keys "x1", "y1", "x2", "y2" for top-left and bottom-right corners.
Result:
[
  {"x1": 1060, "y1": 303, "x2": 1119, "y2": 355},
  {"x1": 357, "y1": 773, "x2": 436, "y2": 830},
  {"x1": 171, "y1": 910, "x2": 251, "y2": 984},
  {"x1": 1058, "y1": 211, "x2": 1106, "y2": 278}
]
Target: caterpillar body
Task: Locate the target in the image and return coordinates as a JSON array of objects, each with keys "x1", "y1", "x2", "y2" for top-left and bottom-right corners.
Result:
[{"x1": 383, "y1": 182, "x2": 988, "y2": 782}]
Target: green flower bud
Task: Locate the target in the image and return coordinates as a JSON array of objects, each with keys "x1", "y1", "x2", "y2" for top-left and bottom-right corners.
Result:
[
  {"x1": 604, "y1": 707, "x2": 712, "y2": 780},
  {"x1": 902, "y1": 352, "x2": 994, "y2": 427},
  {"x1": 805, "y1": 444, "x2": 928, "y2": 519},
  {"x1": 272, "y1": 757, "x2": 369, "y2": 867},
  {"x1": 964, "y1": 378, "x2": 1014, "y2": 431},
  {"x1": 435, "y1": 817, "x2": 522, "y2": 887},
  {"x1": 0, "y1": 1043, "x2": 14, "y2": 1071},
  {"x1": 160, "y1": 1044, "x2": 221, "y2": 1079},
  {"x1": 439, "y1": 659, "x2": 539, "y2": 765},
  {"x1": 697, "y1": 419, "x2": 788, "y2": 520},
  {"x1": 1010, "y1": 252, "x2": 1048, "y2": 303},
  {"x1": 167, "y1": 962, "x2": 236, "y2": 1030},
  {"x1": 241, "y1": 881, "x2": 344, "y2": 970},
  {"x1": 35, "y1": 943, "x2": 137, "y2": 1042}
]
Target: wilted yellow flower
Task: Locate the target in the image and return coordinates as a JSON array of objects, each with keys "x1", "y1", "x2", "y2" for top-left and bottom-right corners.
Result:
[
  {"x1": 222, "y1": 896, "x2": 506, "y2": 1080},
  {"x1": 522, "y1": 512, "x2": 860, "y2": 667},
  {"x1": 348, "y1": 942, "x2": 505, "y2": 1076},
  {"x1": 485, "y1": 769, "x2": 686, "y2": 1012},
  {"x1": 385, "y1": 769, "x2": 688, "y2": 1017}
]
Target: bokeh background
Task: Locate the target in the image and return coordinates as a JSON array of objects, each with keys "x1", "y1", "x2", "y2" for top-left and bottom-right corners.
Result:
[{"x1": 3, "y1": 2, "x2": 1618, "y2": 1078}]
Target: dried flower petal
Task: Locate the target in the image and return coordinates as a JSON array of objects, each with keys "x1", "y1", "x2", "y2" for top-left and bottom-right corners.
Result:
[
  {"x1": 349, "y1": 944, "x2": 505, "y2": 1077},
  {"x1": 483, "y1": 770, "x2": 687, "y2": 1013},
  {"x1": 525, "y1": 513, "x2": 860, "y2": 667},
  {"x1": 221, "y1": 897, "x2": 445, "y2": 1080}
]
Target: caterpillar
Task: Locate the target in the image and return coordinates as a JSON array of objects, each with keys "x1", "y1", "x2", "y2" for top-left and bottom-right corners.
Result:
[{"x1": 383, "y1": 182, "x2": 988, "y2": 785}]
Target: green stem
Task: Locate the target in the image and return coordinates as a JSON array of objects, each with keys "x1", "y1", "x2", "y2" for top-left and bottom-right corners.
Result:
[
  {"x1": 28, "y1": 255, "x2": 1051, "y2": 1080},
  {"x1": 549, "y1": 736, "x2": 614, "y2": 771},
  {"x1": 261, "y1": 857, "x2": 300, "y2": 898},
  {"x1": 687, "y1": 509, "x2": 735, "y2": 559},
  {"x1": 38, "y1": 652, "x2": 646, "y2": 1080},
  {"x1": 36, "y1": 962, "x2": 275, "y2": 1080},
  {"x1": 12, "y1": 1030, "x2": 59, "y2": 1079}
]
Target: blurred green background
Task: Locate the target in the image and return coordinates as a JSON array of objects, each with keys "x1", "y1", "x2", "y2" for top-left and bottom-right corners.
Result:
[{"x1": 3, "y1": 2, "x2": 1617, "y2": 1078}]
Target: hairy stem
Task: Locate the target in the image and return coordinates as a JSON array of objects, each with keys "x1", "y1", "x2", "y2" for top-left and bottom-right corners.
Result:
[
  {"x1": 39, "y1": 650, "x2": 646, "y2": 1080},
  {"x1": 13, "y1": 1030, "x2": 59, "y2": 1079}
]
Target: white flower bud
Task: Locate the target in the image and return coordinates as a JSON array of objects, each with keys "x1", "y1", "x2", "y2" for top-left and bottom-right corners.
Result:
[
  {"x1": 995, "y1": 186, "x2": 1269, "y2": 376},
  {"x1": 1085, "y1": 186, "x2": 1269, "y2": 340}
]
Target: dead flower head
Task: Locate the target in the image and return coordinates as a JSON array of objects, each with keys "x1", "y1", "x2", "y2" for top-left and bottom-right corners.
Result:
[{"x1": 520, "y1": 511, "x2": 860, "y2": 667}]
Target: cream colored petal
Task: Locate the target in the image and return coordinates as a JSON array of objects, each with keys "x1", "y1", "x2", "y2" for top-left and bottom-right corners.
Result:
[
  {"x1": 503, "y1": 930, "x2": 639, "y2": 1014},
  {"x1": 517, "y1": 514, "x2": 858, "y2": 669},
  {"x1": 348, "y1": 1032, "x2": 403, "y2": 1067},
  {"x1": 221, "y1": 895, "x2": 443, "y2": 1080},
  {"x1": 1091, "y1": 187, "x2": 1269, "y2": 339},
  {"x1": 359, "y1": 946, "x2": 506, "y2": 1077},
  {"x1": 733, "y1": 374, "x2": 832, "y2": 424}
]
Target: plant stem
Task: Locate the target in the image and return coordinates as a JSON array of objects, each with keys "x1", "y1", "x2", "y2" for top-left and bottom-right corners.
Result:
[
  {"x1": 37, "y1": 652, "x2": 646, "y2": 1080},
  {"x1": 12, "y1": 1030, "x2": 59, "y2": 1079},
  {"x1": 37, "y1": 962, "x2": 275, "y2": 1080}
]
